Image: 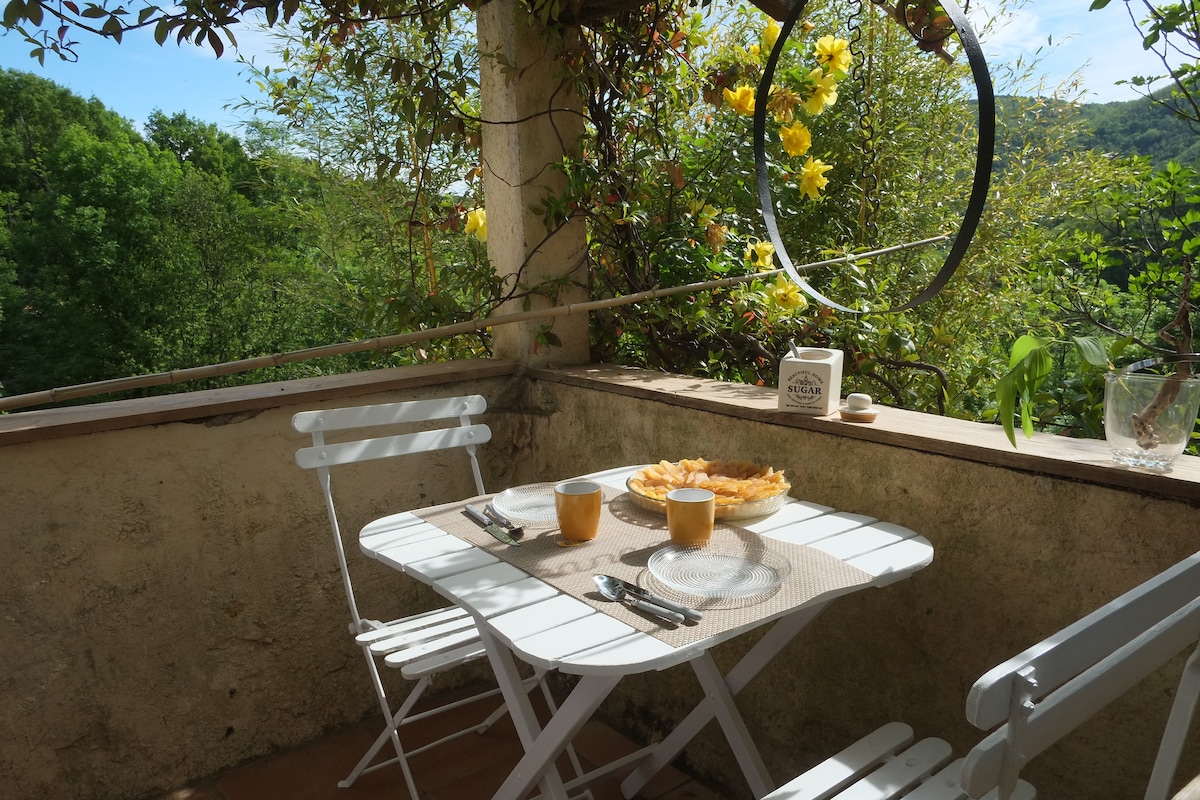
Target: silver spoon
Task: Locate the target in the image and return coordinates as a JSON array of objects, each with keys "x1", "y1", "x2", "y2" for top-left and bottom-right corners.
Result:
[{"x1": 594, "y1": 575, "x2": 685, "y2": 623}]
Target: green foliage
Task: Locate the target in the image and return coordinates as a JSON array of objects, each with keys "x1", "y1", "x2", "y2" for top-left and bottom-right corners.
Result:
[
  {"x1": 146, "y1": 110, "x2": 261, "y2": 190},
  {"x1": 0, "y1": 69, "x2": 356, "y2": 401},
  {"x1": 995, "y1": 160, "x2": 1200, "y2": 449},
  {"x1": 995, "y1": 334, "x2": 1112, "y2": 446},
  {"x1": 1080, "y1": 98, "x2": 1200, "y2": 168},
  {"x1": 538, "y1": 1, "x2": 968, "y2": 393},
  {"x1": 237, "y1": 6, "x2": 500, "y2": 363}
]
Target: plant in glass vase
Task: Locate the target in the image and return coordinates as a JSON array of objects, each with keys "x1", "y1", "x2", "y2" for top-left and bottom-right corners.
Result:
[
  {"x1": 1101, "y1": 262, "x2": 1199, "y2": 469},
  {"x1": 996, "y1": 163, "x2": 1200, "y2": 469}
]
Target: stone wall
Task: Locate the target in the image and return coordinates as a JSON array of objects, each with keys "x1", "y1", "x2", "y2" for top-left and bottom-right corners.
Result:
[{"x1": 2, "y1": 361, "x2": 1198, "y2": 799}]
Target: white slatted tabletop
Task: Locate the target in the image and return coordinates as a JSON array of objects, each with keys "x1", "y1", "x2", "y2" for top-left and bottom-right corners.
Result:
[{"x1": 360, "y1": 465, "x2": 934, "y2": 800}]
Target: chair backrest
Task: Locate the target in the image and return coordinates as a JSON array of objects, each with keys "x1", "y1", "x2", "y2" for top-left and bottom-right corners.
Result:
[
  {"x1": 292, "y1": 395, "x2": 492, "y2": 632},
  {"x1": 960, "y1": 550, "x2": 1200, "y2": 800}
]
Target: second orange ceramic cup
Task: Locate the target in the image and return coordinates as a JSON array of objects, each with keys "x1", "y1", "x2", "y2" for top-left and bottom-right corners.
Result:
[{"x1": 666, "y1": 488, "x2": 715, "y2": 547}]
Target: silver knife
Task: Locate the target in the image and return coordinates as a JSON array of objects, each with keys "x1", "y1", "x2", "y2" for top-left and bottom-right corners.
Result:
[
  {"x1": 602, "y1": 574, "x2": 703, "y2": 621},
  {"x1": 463, "y1": 505, "x2": 521, "y2": 546}
]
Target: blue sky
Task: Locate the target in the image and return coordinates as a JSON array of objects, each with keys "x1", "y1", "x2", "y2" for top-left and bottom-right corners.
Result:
[
  {"x1": 0, "y1": 21, "x2": 278, "y2": 132},
  {"x1": 0, "y1": 1, "x2": 1177, "y2": 135},
  {"x1": 974, "y1": 0, "x2": 1177, "y2": 100}
]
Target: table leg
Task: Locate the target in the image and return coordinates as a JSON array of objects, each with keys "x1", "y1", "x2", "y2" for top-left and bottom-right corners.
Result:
[
  {"x1": 619, "y1": 602, "x2": 829, "y2": 799},
  {"x1": 480, "y1": 627, "x2": 622, "y2": 800},
  {"x1": 693, "y1": 652, "x2": 774, "y2": 797}
]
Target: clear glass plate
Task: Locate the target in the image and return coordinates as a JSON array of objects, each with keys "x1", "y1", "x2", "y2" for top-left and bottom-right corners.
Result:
[
  {"x1": 491, "y1": 484, "x2": 558, "y2": 527},
  {"x1": 647, "y1": 543, "x2": 791, "y2": 599}
]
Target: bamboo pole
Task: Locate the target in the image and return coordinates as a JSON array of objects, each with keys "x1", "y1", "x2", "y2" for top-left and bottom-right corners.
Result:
[{"x1": 0, "y1": 235, "x2": 948, "y2": 412}]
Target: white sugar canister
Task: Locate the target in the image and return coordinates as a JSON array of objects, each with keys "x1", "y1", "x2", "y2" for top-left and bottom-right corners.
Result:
[{"x1": 778, "y1": 347, "x2": 844, "y2": 416}]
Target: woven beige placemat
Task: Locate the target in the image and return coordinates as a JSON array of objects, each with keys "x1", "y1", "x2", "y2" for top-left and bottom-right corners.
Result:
[{"x1": 414, "y1": 488, "x2": 873, "y2": 648}]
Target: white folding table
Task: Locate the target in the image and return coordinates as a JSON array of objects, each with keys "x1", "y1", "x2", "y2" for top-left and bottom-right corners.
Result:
[{"x1": 359, "y1": 465, "x2": 934, "y2": 800}]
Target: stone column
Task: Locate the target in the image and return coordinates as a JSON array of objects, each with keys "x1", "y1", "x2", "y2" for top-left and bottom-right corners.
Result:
[{"x1": 477, "y1": 0, "x2": 590, "y2": 365}]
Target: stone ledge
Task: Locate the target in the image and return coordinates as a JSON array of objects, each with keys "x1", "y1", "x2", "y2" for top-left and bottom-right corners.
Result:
[
  {"x1": 531, "y1": 363, "x2": 1200, "y2": 507},
  {"x1": 4, "y1": 358, "x2": 1195, "y2": 505},
  {"x1": 0, "y1": 360, "x2": 520, "y2": 446}
]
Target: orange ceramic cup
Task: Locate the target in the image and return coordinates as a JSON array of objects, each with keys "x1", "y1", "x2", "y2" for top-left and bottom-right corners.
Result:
[
  {"x1": 554, "y1": 480, "x2": 602, "y2": 543},
  {"x1": 666, "y1": 488, "x2": 716, "y2": 548}
]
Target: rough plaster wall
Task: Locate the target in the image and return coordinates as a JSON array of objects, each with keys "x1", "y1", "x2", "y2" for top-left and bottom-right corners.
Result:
[
  {"x1": 527, "y1": 380, "x2": 1200, "y2": 800},
  {"x1": 0, "y1": 379, "x2": 524, "y2": 800}
]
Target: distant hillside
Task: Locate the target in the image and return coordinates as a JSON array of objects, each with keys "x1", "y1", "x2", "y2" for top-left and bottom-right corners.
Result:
[{"x1": 1080, "y1": 97, "x2": 1200, "y2": 167}]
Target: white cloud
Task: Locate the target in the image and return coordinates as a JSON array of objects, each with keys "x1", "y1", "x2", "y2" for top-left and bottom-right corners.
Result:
[{"x1": 961, "y1": 0, "x2": 1179, "y2": 102}]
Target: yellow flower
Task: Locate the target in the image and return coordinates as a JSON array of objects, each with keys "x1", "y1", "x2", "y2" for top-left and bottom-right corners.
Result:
[
  {"x1": 804, "y1": 67, "x2": 839, "y2": 115},
  {"x1": 780, "y1": 121, "x2": 812, "y2": 158},
  {"x1": 768, "y1": 84, "x2": 800, "y2": 123},
  {"x1": 745, "y1": 239, "x2": 775, "y2": 269},
  {"x1": 465, "y1": 207, "x2": 487, "y2": 243},
  {"x1": 723, "y1": 85, "x2": 755, "y2": 116},
  {"x1": 814, "y1": 35, "x2": 853, "y2": 73},
  {"x1": 798, "y1": 156, "x2": 833, "y2": 200},
  {"x1": 763, "y1": 18, "x2": 781, "y2": 51},
  {"x1": 769, "y1": 276, "x2": 808, "y2": 310}
]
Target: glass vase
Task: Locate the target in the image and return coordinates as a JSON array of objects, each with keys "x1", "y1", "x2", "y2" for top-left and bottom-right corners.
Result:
[{"x1": 1104, "y1": 371, "x2": 1200, "y2": 471}]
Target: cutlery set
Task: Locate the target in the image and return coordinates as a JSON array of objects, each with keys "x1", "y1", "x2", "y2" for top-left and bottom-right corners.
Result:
[
  {"x1": 594, "y1": 574, "x2": 702, "y2": 624},
  {"x1": 463, "y1": 501, "x2": 702, "y2": 625},
  {"x1": 463, "y1": 504, "x2": 523, "y2": 546}
]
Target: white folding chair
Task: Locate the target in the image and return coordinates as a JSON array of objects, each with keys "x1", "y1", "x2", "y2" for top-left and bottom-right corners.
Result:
[
  {"x1": 292, "y1": 395, "x2": 580, "y2": 797},
  {"x1": 766, "y1": 550, "x2": 1200, "y2": 800}
]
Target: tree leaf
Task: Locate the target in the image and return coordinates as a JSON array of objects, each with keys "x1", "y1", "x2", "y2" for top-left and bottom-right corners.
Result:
[
  {"x1": 207, "y1": 28, "x2": 223, "y2": 58},
  {"x1": 1006, "y1": 334, "x2": 1045, "y2": 369},
  {"x1": 1072, "y1": 336, "x2": 1109, "y2": 368},
  {"x1": 996, "y1": 372, "x2": 1018, "y2": 446},
  {"x1": 3, "y1": 0, "x2": 26, "y2": 28}
]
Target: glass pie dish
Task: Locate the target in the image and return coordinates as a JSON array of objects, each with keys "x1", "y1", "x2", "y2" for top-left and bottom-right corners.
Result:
[{"x1": 625, "y1": 460, "x2": 790, "y2": 520}]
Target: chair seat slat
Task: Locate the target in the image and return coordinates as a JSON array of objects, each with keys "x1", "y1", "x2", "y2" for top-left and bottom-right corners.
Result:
[
  {"x1": 355, "y1": 607, "x2": 471, "y2": 644},
  {"x1": 401, "y1": 641, "x2": 489, "y2": 679},
  {"x1": 763, "y1": 722, "x2": 914, "y2": 800},
  {"x1": 365, "y1": 615, "x2": 479, "y2": 656},
  {"x1": 833, "y1": 738, "x2": 953, "y2": 800},
  {"x1": 383, "y1": 628, "x2": 483, "y2": 668}
]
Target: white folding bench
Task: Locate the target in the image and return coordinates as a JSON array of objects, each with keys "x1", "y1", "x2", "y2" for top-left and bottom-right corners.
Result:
[{"x1": 766, "y1": 550, "x2": 1200, "y2": 800}]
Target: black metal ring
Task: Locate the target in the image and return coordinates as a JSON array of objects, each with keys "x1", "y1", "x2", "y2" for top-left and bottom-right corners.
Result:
[{"x1": 753, "y1": 0, "x2": 995, "y2": 314}]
